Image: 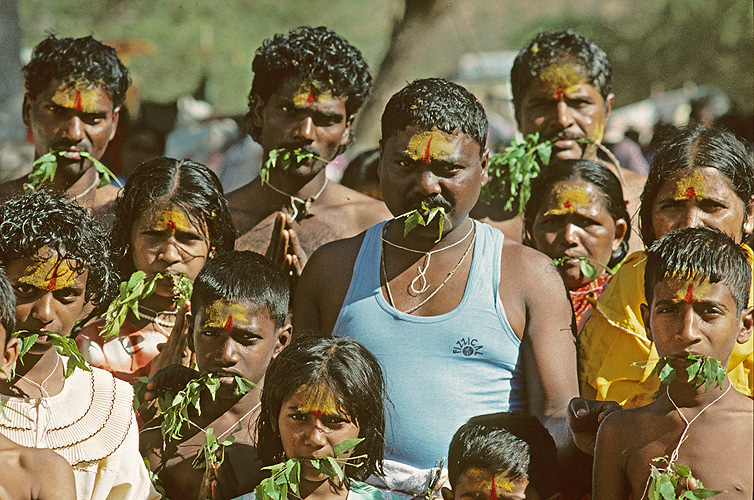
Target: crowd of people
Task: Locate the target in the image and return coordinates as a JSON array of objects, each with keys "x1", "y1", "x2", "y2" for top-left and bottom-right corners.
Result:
[{"x1": 0, "y1": 23, "x2": 750, "y2": 500}]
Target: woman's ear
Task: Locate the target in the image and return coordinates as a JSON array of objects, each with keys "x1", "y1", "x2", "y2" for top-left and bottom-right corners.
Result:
[
  {"x1": 0, "y1": 335, "x2": 19, "y2": 381},
  {"x1": 612, "y1": 219, "x2": 628, "y2": 252}
]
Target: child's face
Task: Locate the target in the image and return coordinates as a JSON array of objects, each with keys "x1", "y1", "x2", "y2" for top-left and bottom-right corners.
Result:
[
  {"x1": 277, "y1": 384, "x2": 360, "y2": 482},
  {"x1": 191, "y1": 299, "x2": 289, "y2": 398},
  {"x1": 130, "y1": 202, "x2": 211, "y2": 297},
  {"x1": 641, "y1": 275, "x2": 754, "y2": 368},
  {"x1": 443, "y1": 468, "x2": 529, "y2": 500},
  {"x1": 5, "y1": 247, "x2": 88, "y2": 347}
]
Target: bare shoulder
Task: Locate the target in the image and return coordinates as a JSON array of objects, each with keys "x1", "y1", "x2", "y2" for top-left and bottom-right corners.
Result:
[
  {"x1": 500, "y1": 237, "x2": 561, "y2": 285},
  {"x1": 19, "y1": 447, "x2": 71, "y2": 475},
  {"x1": 305, "y1": 231, "x2": 367, "y2": 279},
  {"x1": 325, "y1": 183, "x2": 392, "y2": 224}
]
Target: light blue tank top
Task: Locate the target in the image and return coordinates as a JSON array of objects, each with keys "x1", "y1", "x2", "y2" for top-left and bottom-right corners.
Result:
[{"x1": 333, "y1": 220, "x2": 524, "y2": 470}]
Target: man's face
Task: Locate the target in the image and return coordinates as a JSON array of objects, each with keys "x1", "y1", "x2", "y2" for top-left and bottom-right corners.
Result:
[
  {"x1": 516, "y1": 62, "x2": 613, "y2": 161},
  {"x1": 641, "y1": 275, "x2": 753, "y2": 371},
  {"x1": 442, "y1": 468, "x2": 530, "y2": 500},
  {"x1": 22, "y1": 79, "x2": 119, "y2": 180},
  {"x1": 378, "y1": 125, "x2": 487, "y2": 240},
  {"x1": 252, "y1": 78, "x2": 352, "y2": 178},
  {"x1": 191, "y1": 299, "x2": 289, "y2": 398},
  {"x1": 5, "y1": 247, "x2": 88, "y2": 352}
]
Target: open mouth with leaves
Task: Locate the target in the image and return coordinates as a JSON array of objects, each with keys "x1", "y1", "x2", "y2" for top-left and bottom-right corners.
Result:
[
  {"x1": 24, "y1": 150, "x2": 123, "y2": 193},
  {"x1": 12, "y1": 330, "x2": 90, "y2": 378},
  {"x1": 397, "y1": 203, "x2": 451, "y2": 243},
  {"x1": 261, "y1": 148, "x2": 325, "y2": 185}
]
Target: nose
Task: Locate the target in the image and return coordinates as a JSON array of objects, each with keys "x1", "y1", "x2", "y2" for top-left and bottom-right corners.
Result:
[
  {"x1": 31, "y1": 292, "x2": 55, "y2": 325},
  {"x1": 678, "y1": 307, "x2": 703, "y2": 344},
  {"x1": 419, "y1": 169, "x2": 442, "y2": 197},
  {"x1": 293, "y1": 116, "x2": 316, "y2": 142},
  {"x1": 303, "y1": 419, "x2": 328, "y2": 448},
  {"x1": 683, "y1": 206, "x2": 701, "y2": 229},
  {"x1": 562, "y1": 223, "x2": 580, "y2": 246},
  {"x1": 63, "y1": 115, "x2": 86, "y2": 143},
  {"x1": 158, "y1": 238, "x2": 182, "y2": 266},
  {"x1": 556, "y1": 100, "x2": 575, "y2": 129},
  {"x1": 219, "y1": 337, "x2": 240, "y2": 366}
]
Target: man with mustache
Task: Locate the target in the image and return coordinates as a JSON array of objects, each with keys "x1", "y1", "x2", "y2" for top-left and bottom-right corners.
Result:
[
  {"x1": 294, "y1": 79, "x2": 602, "y2": 490},
  {"x1": 475, "y1": 30, "x2": 645, "y2": 251},
  {"x1": 228, "y1": 26, "x2": 391, "y2": 281},
  {"x1": 0, "y1": 34, "x2": 130, "y2": 221}
]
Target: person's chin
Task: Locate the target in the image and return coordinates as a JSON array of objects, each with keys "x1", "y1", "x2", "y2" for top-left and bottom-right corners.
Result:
[{"x1": 551, "y1": 146, "x2": 583, "y2": 161}]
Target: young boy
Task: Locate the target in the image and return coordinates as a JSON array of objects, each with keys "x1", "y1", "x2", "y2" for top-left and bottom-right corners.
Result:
[
  {"x1": 0, "y1": 190, "x2": 159, "y2": 500},
  {"x1": 140, "y1": 250, "x2": 291, "y2": 500},
  {"x1": 0, "y1": 267, "x2": 76, "y2": 500},
  {"x1": 443, "y1": 412, "x2": 559, "y2": 500},
  {"x1": 593, "y1": 226, "x2": 753, "y2": 498}
]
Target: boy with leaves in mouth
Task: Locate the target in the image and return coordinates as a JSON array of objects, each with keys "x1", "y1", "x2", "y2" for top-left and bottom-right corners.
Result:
[
  {"x1": 0, "y1": 190, "x2": 159, "y2": 500},
  {"x1": 593, "y1": 226, "x2": 753, "y2": 499},
  {"x1": 0, "y1": 267, "x2": 76, "y2": 500},
  {"x1": 0, "y1": 34, "x2": 130, "y2": 222},
  {"x1": 140, "y1": 251, "x2": 291, "y2": 500}
]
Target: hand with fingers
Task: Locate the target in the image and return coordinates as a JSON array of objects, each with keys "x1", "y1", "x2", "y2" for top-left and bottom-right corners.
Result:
[
  {"x1": 567, "y1": 397, "x2": 622, "y2": 455},
  {"x1": 198, "y1": 454, "x2": 239, "y2": 500},
  {"x1": 149, "y1": 301, "x2": 195, "y2": 377},
  {"x1": 266, "y1": 212, "x2": 308, "y2": 288},
  {"x1": 143, "y1": 364, "x2": 200, "y2": 403}
]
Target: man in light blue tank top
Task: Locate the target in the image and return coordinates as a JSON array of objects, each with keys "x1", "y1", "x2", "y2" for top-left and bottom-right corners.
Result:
[{"x1": 294, "y1": 78, "x2": 618, "y2": 488}]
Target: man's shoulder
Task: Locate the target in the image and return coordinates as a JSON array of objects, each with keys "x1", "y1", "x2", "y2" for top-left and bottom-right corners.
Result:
[{"x1": 323, "y1": 183, "x2": 392, "y2": 223}]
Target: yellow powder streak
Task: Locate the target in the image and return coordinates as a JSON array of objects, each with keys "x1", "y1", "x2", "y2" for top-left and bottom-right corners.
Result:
[
  {"x1": 665, "y1": 275, "x2": 712, "y2": 303},
  {"x1": 293, "y1": 383, "x2": 341, "y2": 415},
  {"x1": 463, "y1": 468, "x2": 515, "y2": 497},
  {"x1": 50, "y1": 81, "x2": 103, "y2": 114},
  {"x1": 543, "y1": 185, "x2": 592, "y2": 216},
  {"x1": 539, "y1": 63, "x2": 583, "y2": 94},
  {"x1": 152, "y1": 208, "x2": 191, "y2": 233},
  {"x1": 203, "y1": 300, "x2": 249, "y2": 329},
  {"x1": 18, "y1": 254, "x2": 77, "y2": 291},
  {"x1": 292, "y1": 81, "x2": 333, "y2": 106},
  {"x1": 673, "y1": 170, "x2": 707, "y2": 201},
  {"x1": 405, "y1": 128, "x2": 454, "y2": 162}
]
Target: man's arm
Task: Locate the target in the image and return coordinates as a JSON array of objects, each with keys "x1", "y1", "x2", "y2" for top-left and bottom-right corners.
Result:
[{"x1": 592, "y1": 411, "x2": 632, "y2": 500}]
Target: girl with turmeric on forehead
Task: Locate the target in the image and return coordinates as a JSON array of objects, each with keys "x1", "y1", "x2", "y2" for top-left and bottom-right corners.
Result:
[{"x1": 77, "y1": 157, "x2": 235, "y2": 382}]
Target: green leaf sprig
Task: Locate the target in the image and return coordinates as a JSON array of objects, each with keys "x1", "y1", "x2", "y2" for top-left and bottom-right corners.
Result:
[
  {"x1": 143, "y1": 457, "x2": 167, "y2": 499},
  {"x1": 254, "y1": 438, "x2": 365, "y2": 500},
  {"x1": 24, "y1": 150, "x2": 123, "y2": 193},
  {"x1": 192, "y1": 423, "x2": 241, "y2": 483},
  {"x1": 261, "y1": 148, "x2": 320, "y2": 185},
  {"x1": 552, "y1": 256, "x2": 615, "y2": 281},
  {"x1": 101, "y1": 271, "x2": 193, "y2": 339},
  {"x1": 481, "y1": 133, "x2": 552, "y2": 214},
  {"x1": 158, "y1": 372, "x2": 253, "y2": 445},
  {"x1": 654, "y1": 354, "x2": 726, "y2": 394},
  {"x1": 399, "y1": 203, "x2": 451, "y2": 243},
  {"x1": 12, "y1": 330, "x2": 90, "y2": 378},
  {"x1": 647, "y1": 457, "x2": 724, "y2": 500}
]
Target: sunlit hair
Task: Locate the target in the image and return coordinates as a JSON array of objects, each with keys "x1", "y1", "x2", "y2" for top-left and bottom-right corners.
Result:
[
  {"x1": 381, "y1": 78, "x2": 488, "y2": 157},
  {"x1": 0, "y1": 190, "x2": 112, "y2": 306},
  {"x1": 523, "y1": 159, "x2": 630, "y2": 268},
  {"x1": 447, "y1": 412, "x2": 557, "y2": 499},
  {"x1": 511, "y1": 30, "x2": 612, "y2": 118},
  {"x1": 0, "y1": 268, "x2": 15, "y2": 343},
  {"x1": 191, "y1": 251, "x2": 289, "y2": 329},
  {"x1": 110, "y1": 157, "x2": 235, "y2": 281},
  {"x1": 639, "y1": 126, "x2": 754, "y2": 245},
  {"x1": 247, "y1": 26, "x2": 371, "y2": 143},
  {"x1": 257, "y1": 334, "x2": 386, "y2": 481},
  {"x1": 644, "y1": 226, "x2": 751, "y2": 314},
  {"x1": 24, "y1": 34, "x2": 131, "y2": 108}
]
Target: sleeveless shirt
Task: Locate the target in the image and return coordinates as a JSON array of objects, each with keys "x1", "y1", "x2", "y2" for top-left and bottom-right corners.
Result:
[{"x1": 333, "y1": 220, "x2": 524, "y2": 469}]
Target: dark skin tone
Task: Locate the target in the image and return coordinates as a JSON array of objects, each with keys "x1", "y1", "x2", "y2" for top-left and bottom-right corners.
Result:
[
  {"x1": 473, "y1": 73, "x2": 644, "y2": 254},
  {"x1": 294, "y1": 125, "x2": 587, "y2": 478},
  {"x1": 227, "y1": 77, "x2": 390, "y2": 281},
  {"x1": 140, "y1": 302, "x2": 290, "y2": 500},
  {"x1": 0, "y1": 79, "x2": 120, "y2": 220},
  {"x1": 593, "y1": 279, "x2": 754, "y2": 499}
]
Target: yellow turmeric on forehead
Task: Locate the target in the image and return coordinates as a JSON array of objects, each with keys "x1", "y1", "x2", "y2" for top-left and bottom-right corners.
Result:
[
  {"x1": 51, "y1": 80, "x2": 105, "y2": 113},
  {"x1": 463, "y1": 468, "x2": 514, "y2": 498},
  {"x1": 543, "y1": 185, "x2": 591, "y2": 216},
  {"x1": 665, "y1": 275, "x2": 713, "y2": 304},
  {"x1": 292, "y1": 81, "x2": 333, "y2": 106},
  {"x1": 19, "y1": 256, "x2": 78, "y2": 291},
  {"x1": 539, "y1": 62, "x2": 584, "y2": 97},
  {"x1": 292, "y1": 383, "x2": 342, "y2": 417},
  {"x1": 203, "y1": 300, "x2": 249, "y2": 331},
  {"x1": 673, "y1": 170, "x2": 707, "y2": 201},
  {"x1": 152, "y1": 207, "x2": 191, "y2": 232},
  {"x1": 405, "y1": 128, "x2": 454, "y2": 164}
]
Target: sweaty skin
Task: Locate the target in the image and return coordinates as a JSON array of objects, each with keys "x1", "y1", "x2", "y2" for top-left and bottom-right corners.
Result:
[
  {"x1": 51, "y1": 80, "x2": 107, "y2": 114},
  {"x1": 543, "y1": 184, "x2": 592, "y2": 216},
  {"x1": 405, "y1": 128, "x2": 455, "y2": 164},
  {"x1": 291, "y1": 383, "x2": 342, "y2": 417},
  {"x1": 673, "y1": 170, "x2": 707, "y2": 201},
  {"x1": 18, "y1": 250, "x2": 78, "y2": 291},
  {"x1": 203, "y1": 300, "x2": 250, "y2": 331}
]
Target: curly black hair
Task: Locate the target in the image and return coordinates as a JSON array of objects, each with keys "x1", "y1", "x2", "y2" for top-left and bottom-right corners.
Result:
[
  {"x1": 511, "y1": 30, "x2": 612, "y2": 117},
  {"x1": 247, "y1": 26, "x2": 371, "y2": 142},
  {"x1": 110, "y1": 157, "x2": 236, "y2": 281},
  {"x1": 23, "y1": 34, "x2": 131, "y2": 108},
  {"x1": 0, "y1": 268, "x2": 15, "y2": 342},
  {"x1": 257, "y1": 334, "x2": 386, "y2": 481},
  {"x1": 0, "y1": 190, "x2": 113, "y2": 306},
  {"x1": 381, "y1": 78, "x2": 488, "y2": 157}
]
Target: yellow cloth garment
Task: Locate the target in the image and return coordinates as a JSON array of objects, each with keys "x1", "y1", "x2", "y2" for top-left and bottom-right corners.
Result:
[{"x1": 578, "y1": 246, "x2": 754, "y2": 408}]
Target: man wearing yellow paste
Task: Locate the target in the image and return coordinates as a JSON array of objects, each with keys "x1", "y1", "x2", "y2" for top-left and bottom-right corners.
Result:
[
  {"x1": 0, "y1": 191, "x2": 159, "y2": 500},
  {"x1": 140, "y1": 251, "x2": 291, "y2": 499},
  {"x1": 475, "y1": 30, "x2": 644, "y2": 252},
  {"x1": 228, "y1": 26, "x2": 390, "y2": 282},
  {"x1": 295, "y1": 79, "x2": 607, "y2": 490},
  {"x1": 0, "y1": 34, "x2": 130, "y2": 221}
]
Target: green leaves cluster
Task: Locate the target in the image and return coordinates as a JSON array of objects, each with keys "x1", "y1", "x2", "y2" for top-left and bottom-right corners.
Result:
[
  {"x1": 24, "y1": 150, "x2": 123, "y2": 193},
  {"x1": 101, "y1": 271, "x2": 193, "y2": 339},
  {"x1": 13, "y1": 330, "x2": 90, "y2": 378},
  {"x1": 654, "y1": 355, "x2": 726, "y2": 394},
  {"x1": 158, "y1": 372, "x2": 253, "y2": 445},
  {"x1": 481, "y1": 133, "x2": 552, "y2": 214},
  {"x1": 192, "y1": 424, "x2": 241, "y2": 480},
  {"x1": 255, "y1": 438, "x2": 364, "y2": 500},
  {"x1": 261, "y1": 148, "x2": 316, "y2": 185},
  {"x1": 402, "y1": 204, "x2": 451, "y2": 243},
  {"x1": 648, "y1": 457, "x2": 724, "y2": 500},
  {"x1": 143, "y1": 457, "x2": 167, "y2": 499},
  {"x1": 552, "y1": 256, "x2": 614, "y2": 280}
]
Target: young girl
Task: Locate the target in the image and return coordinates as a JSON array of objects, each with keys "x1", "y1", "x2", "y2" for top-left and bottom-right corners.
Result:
[
  {"x1": 235, "y1": 335, "x2": 400, "y2": 500},
  {"x1": 523, "y1": 159, "x2": 630, "y2": 330},
  {"x1": 77, "y1": 157, "x2": 236, "y2": 381}
]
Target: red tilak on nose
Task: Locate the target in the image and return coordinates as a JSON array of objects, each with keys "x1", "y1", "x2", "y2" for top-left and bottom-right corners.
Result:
[
  {"x1": 685, "y1": 283, "x2": 694, "y2": 303},
  {"x1": 556, "y1": 87, "x2": 564, "y2": 100},
  {"x1": 421, "y1": 136, "x2": 433, "y2": 164},
  {"x1": 306, "y1": 92, "x2": 315, "y2": 104},
  {"x1": 490, "y1": 474, "x2": 497, "y2": 500},
  {"x1": 74, "y1": 89, "x2": 83, "y2": 111},
  {"x1": 224, "y1": 314, "x2": 233, "y2": 331},
  {"x1": 312, "y1": 409, "x2": 322, "y2": 418},
  {"x1": 166, "y1": 220, "x2": 177, "y2": 230},
  {"x1": 685, "y1": 187, "x2": 696, "y2": 198},
  {"x1": 563, "y1": 201, "x2": 572, "y2": 209}
]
